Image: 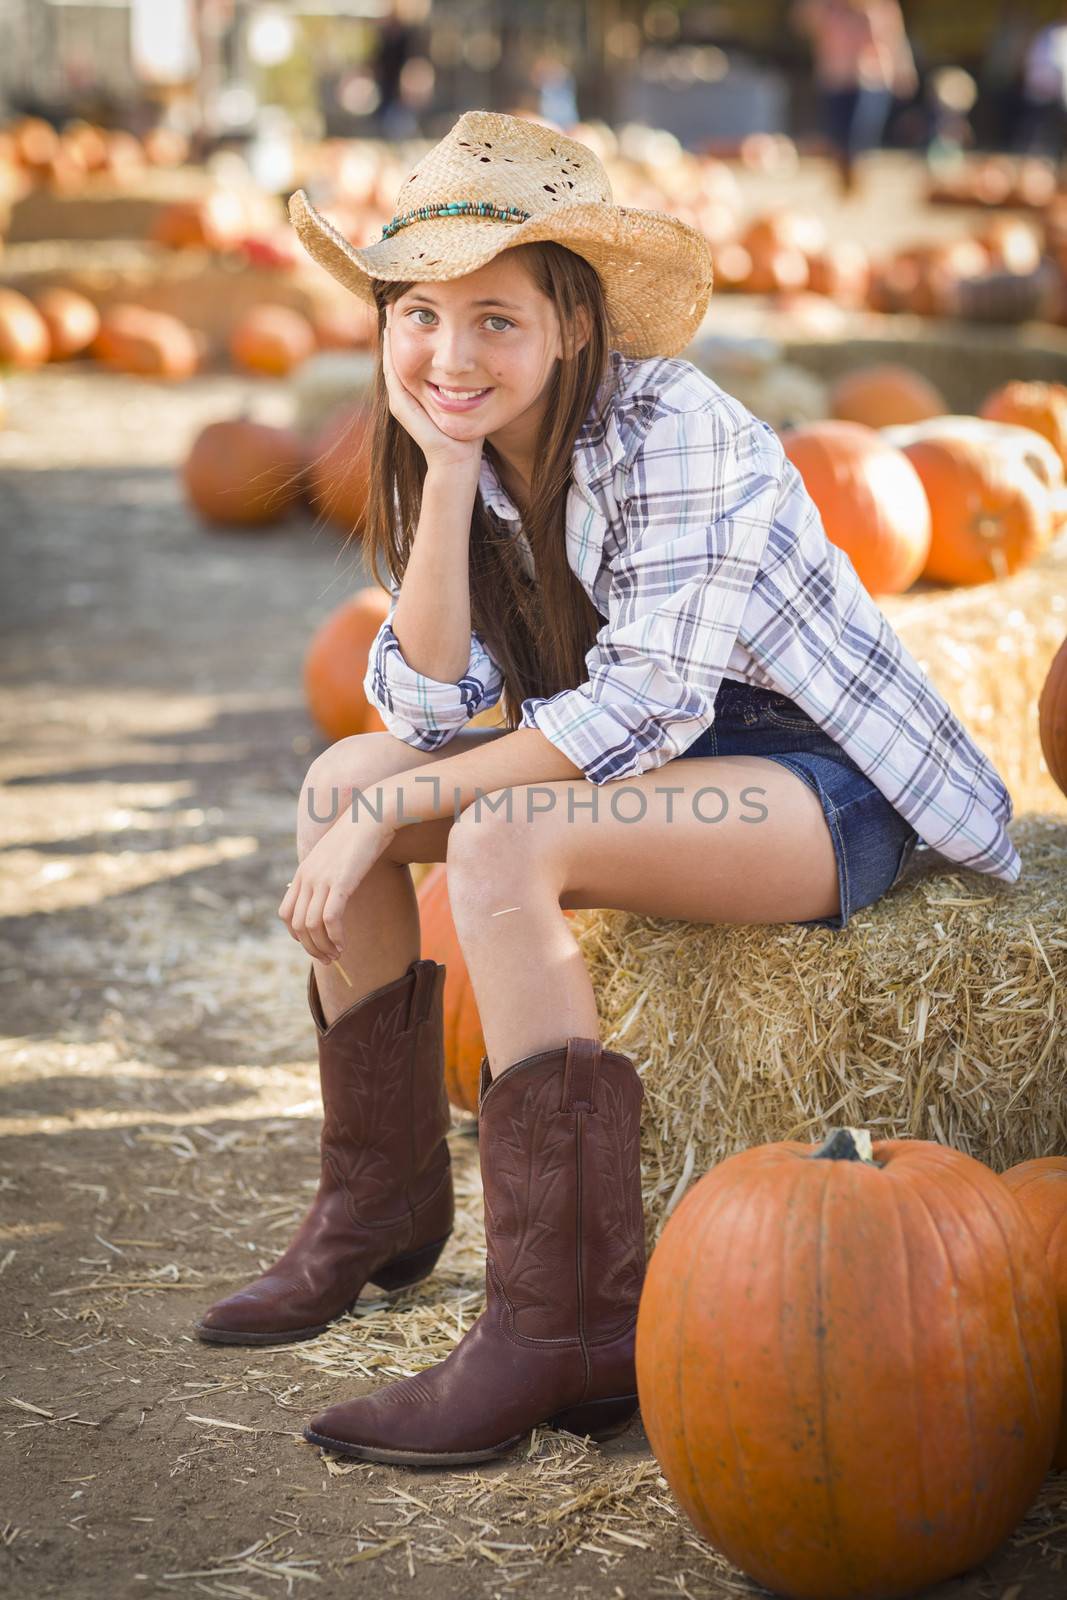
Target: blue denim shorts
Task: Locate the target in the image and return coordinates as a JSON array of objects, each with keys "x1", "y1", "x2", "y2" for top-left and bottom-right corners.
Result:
[{"x1": 679, "y1": 677, "x2": 920, "y2": 931}]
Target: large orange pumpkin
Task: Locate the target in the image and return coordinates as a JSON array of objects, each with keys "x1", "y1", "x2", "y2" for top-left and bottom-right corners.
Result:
[
  {"x1": 303, "y1": 588, "x2": 390, "y2": 741},
  {"x1": 306, "y1": 401, "x2": 375, "y2": 541},
  {"x1": 980, "y1": 380, "x2": 1067, "y2": 471},
  {"x1": 1038, "y1": 633, "x2": 1067, "y2": 799},
  {"x1": 636, "y1": 1129, "x2": 1061, "y2": 1600},
  {"x1": 229, "y1": 304, "x2": 317, "y2": 378},
  {"x1": 1001, "y1": 1156, "x2": 1067, "y2": 1469},
  {"x1": 899, "y1": 433, "x2": 1050, "y2": 585},
  {"x1": 0, "y1": 287, "x2": 51, "y2": 367},
  {"x1": 183, "y1": 417, "x2": 306, "y2": 528},
  {"x1": 828, "y1": 364, "x2": 947, "y2": 429},
  {"x1": 31, "y1": 287, "x2": 99, "y2": 360},
  {"x1": 781, "y1": 421, "x2": 931, "y2": 596}
]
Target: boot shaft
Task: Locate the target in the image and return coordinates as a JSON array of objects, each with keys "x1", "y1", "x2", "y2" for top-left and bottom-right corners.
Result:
[
  {"x1": 311, "y1": 959, "x2": 451, "y2": 1228},
  {"x1": 477, "y1": 1039, "x2": 645, "y2": 1344}
]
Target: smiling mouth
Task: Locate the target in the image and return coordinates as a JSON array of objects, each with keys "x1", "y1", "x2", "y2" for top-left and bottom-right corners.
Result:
[{"x1": 427, "y1": 383, "x2": 493, "y2": 401}]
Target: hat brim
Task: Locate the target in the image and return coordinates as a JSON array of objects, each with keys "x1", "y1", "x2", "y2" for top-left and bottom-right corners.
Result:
[{"x1": 288, "y1": 188, "x2": 713, "y2": 360}]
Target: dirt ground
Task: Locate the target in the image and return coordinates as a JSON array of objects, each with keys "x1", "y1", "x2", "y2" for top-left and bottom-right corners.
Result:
[{"x1": 2, "y1": 361, "x2": 1065, "y2": 1600}]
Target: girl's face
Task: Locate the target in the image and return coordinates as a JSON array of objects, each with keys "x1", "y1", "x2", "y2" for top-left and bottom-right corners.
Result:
[{"x1": 389, "y1": 251, "x2": 574, "y2": 453}]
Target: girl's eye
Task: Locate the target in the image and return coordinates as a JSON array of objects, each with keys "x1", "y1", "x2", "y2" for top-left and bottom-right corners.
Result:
[{"x1": 405, "y1": 309, "x2": 513, "y2": 332}]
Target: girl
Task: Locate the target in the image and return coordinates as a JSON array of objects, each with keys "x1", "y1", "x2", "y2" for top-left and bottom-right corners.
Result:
[{"x1": 195, "y1": 111, "x2": 1019, "y2": 1466}]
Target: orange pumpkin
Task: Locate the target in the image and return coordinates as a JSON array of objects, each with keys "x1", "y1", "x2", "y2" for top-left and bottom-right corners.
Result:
[
  {"x1": 0, "y1": 287, "x2": 51, "y2": 367},
  {"x1": 806, "y1": 240, "x2": 870, "y2": 307},
  {"x1": 981, "y1": 380, "x2": 1067, "y2": 471},
  {"x1": 306, "y1": 401, "x2": 376, "y2": 540},
  {"x1": 1038, "y1": 633, "x2": 1067, "y2": 799},
  {"x1": 183, "y1": 417, "x2": 306, "y2": 528},
  {"x1": 741, "y1": 244, "x2": 809, "y2": 296},
  {"x1": 10, "y1": 116, "x2": 59, "y2": 173},
  {"x1": 31, "y1": 287, "x2": 99, "y2": 359},
  {"x1": 899, "y1": 433, "x2": 1050, "y2": 585},
  {"x1": 101, "y1": 129, "x2": 145, "y2": 182},
  {"x1": 636, "y1": 1129, "x2": 1061, "y2": 1600},
  {"x1": 1001, "y1": 1156, "x2": 1067, "y2": 1469},
  {"x1": 781, "y1": 421, "x2": 931, "y2": 596},
  {"x1": 828, "y1": 364, "x2": 947, "y2": 429},
  {"x1": 229, "y1": 304, "x2": 317, "y2": 377},
  {"x1": 150, "y1": 190, "x2": 246, "y2": 252},
  {"x1": 882, "y1": 414, "x2": 1064, "y2": 494},
  {"x1": 303, "y1": 589, "x2": 391, "y2": 742},
  {"x1": 91, "y1": 305, "x2": 198, "y2": 379},
  {"x1": 707, "y1": 240, "x2": 751, "y2": 291},
  {"x1": 311, "y1": 300, "x2": 378, "y2": 351},
  {"x1": 60, "y1": 119, "x2": 109, "y2": 172},
  {"x1": 977, "y1": 217, "x2": 1042, "y2": 275},
  {"x1": 142, "y1": 126, "x2": 190, "y2": 167},
  {"x1": 741, "y1": 210, "x2": 826, "y2": 259}
]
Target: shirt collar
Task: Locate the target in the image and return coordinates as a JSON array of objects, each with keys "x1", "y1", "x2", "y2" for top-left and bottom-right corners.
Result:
[{"x1": 478, "y1": 452, "x2": 521, "y2": 523}]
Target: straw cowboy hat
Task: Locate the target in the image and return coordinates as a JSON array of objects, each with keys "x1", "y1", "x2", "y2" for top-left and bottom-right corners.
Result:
[{"x1": 287, "y1": 109, "x2": 714, "y2": 359}]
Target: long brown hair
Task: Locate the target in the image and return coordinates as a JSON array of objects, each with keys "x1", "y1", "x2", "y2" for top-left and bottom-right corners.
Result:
[{"x1": 360, "y1": 241, "x2": 613, "y2": 729}]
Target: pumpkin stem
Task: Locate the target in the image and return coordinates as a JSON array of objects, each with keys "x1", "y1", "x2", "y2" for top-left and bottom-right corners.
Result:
[{"x1": 814, "y1": 1127, "x2": 876, "y2": 1164}]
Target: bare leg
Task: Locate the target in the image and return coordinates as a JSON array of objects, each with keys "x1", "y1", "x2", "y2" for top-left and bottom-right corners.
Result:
[
  {"x1": 445, "y1": 754, "x2": 839, "y2": 1077},
  {"x1": 294, "y1": 727, "x2": 509, "y2": 1026},
  {"x1": 305, "y1": 858, "x2": 421, "y2": 1027}
]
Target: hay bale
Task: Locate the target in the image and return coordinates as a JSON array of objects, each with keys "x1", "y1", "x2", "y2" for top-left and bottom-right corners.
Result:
[
  {"x1": 572, "y1": 812, "x2": 1067, "y2": 1251},
  {"x1": 881, "y1": 529, "x2": 1067, "y2": 815}
]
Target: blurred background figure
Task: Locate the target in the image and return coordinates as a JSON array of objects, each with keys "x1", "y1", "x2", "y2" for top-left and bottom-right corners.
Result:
[
  {"x1": 1018, "y1": 5, "x2": 1067, "y2": 161},
  {"x1": 529, "y1": 48, "x2": 579, "y2": 131},
  {"x1": 924, "y1": 65, "x2": 978, "y2": 168},
  {"x1": 371, "y1": 1, "x2": 418, "y2": 140},
  {"x1": 977, "y1": 2, "x2": 1036, "y2": 153},
  {"x1": 791, "y1": 0, "x2": 918, "y2": 195}
]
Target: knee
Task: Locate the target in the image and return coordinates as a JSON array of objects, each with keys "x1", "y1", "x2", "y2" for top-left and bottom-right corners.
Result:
[
  {"x1": 297, "y1": 731, "x2": 416, "y2": 857},
  {"x1": 445, "y1": 787, "x2": 562, "y2": 920}
]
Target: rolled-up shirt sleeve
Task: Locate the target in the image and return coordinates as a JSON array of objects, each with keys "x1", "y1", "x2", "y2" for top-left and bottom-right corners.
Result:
[
  {"x1": 518, "y1": 402, "x2": 778, "y2": 784},
  {"x1": 363, "y1": 576, "x2": 504, "y2": 750}
]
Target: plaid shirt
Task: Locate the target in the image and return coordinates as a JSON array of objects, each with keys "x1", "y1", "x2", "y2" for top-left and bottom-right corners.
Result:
[{"x1": 365, "y1": 350, "x2": 1020, "y2": 884}]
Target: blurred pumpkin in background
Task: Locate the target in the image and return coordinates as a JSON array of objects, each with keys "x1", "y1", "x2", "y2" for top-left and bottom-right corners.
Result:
[
  {"x1": 183, "y1": 417, "x2": 305, "y2": 529},
  {"x1": 303, "y1": 588, "x2": 390, "y2": 741},
  {"x1": 829, "y1": 363, "x2": 947, "y2": 428},
  {"x1": 230, "y1": 304, "x2": 317, "y2": 378},
  {"x1": 31, "y1": 287, "x2": 99, "y2": 360},
  {"x1": 0, "y1": 287, "x2": 51, "y2": 367}
]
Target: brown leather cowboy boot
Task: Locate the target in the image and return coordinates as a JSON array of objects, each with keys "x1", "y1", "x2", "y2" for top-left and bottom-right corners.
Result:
[
  {"x1": 303, "y1": 1035, "x2": 645, "y2": 1464},
  {"x1": 195, "y1": 958, "x2": 453, "y2": 1346}
]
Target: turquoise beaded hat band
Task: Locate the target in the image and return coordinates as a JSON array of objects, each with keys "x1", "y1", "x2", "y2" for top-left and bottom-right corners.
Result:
[
  {"x1": 287, "y1": 109, "x2": 714, "y2": 359},
  {"x1": 380, "y1": 201, "x2": 532, "y2": 240}
]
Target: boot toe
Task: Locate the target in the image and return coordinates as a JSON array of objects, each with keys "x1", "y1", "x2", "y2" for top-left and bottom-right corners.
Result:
[
  {"x1": 305, "y1": 1394, "x2": 399, "y2": 1456},
  {"x1": 195, "y1": 1280, "x2": 319, "y2": 1342}
]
